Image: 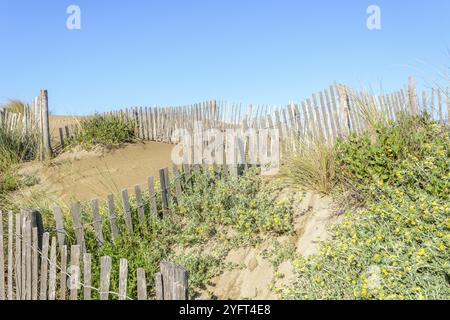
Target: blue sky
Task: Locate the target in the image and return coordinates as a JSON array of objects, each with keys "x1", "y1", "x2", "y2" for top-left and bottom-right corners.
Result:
[{"x1": 0, "y1": 0, "x2": 449, "y2": 115}]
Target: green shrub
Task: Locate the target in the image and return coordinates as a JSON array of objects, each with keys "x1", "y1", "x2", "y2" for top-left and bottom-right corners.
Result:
[
  {"x1": 68, "y1": 115, "x2": 135, "y2": 149},
  {"x1": 283, "y1": 115, "x2": 450, "y2": 300},
  {"x1": 46, "y1": 168, "x2": 294, "y2": 299},
  {"x1": 176, "y1": 168, "x2": 294, "y2": 240},
  {"x1": 335, "y1": 114, "x2": 447, "y2": 192}
]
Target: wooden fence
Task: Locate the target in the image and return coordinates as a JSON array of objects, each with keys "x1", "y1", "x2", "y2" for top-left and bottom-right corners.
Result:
[
  {"x1": 56, "y1": 77, "x2": 450, "y2": 158},
  {"x1": 0, "y1": 209, "x2": 188, "y2": 300},
  {"x1": 0, "y1": 89, "x2": 53, "y2": 160},
  {"x1": 0, "y1": 162, "x2": 231, "y2": 300},
  {"x1": 3, "y1": 77, "x2": 448, "y2": 162}
]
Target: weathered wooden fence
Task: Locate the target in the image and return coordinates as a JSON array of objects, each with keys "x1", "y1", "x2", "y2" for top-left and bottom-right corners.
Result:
[
  {"x1": 0, "y1": 89, "x2": 53, "y2": 160},
  {"x1": 50, "y1": 164, "x2": 229, "y2": 252},
  {"x1": 3, "y1": 78, "x2": 448, "y2": 162},
  {"x1": 0, "y1": 209, "x2": 188, "y2": 300},
  {"x1": 55, "y1": 77, "x2": 450, "y2": 159},
  {"x1": 0, "y1": 161, "x2": 232, "y2": 300}
]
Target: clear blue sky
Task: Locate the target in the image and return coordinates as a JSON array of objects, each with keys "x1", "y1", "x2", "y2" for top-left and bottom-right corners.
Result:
[{"x1": 0, "y1": 0, "x2": 449, "y2": 115}]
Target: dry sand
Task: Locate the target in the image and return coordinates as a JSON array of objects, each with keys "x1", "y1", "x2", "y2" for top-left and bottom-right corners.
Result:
[
  {"x1": 21, "y1": 141, "x2": 174, "y2": 203},
  {"x1": 18, "y1": 115, "x2": 174, "y2": 203}
]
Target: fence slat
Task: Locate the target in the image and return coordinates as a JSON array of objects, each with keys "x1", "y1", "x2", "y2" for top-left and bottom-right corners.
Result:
[
  {"x1": 121, "y1": 189, "x2": 134, "y2": 234},
  {"x1": 159, "y1": 169, "x2": 169, "y2": 214},
  {"x1": 60, "y1": 245, "x2": 67, "y2": 300},
  {"x1": 7, "y1": 212, "x2": 13, "y2": 300},
  {"x1": 324, "y1": 90, "x2": 337, "y2": 142},
  {"x1": 134, "y1": 185, "x2": 145, "y2": 221},
  {"x1": 48, "y1": 237, "x2": 57, "y2": 300},
  {"x1": 31, "y1": 227, "x2": 38, "y2": 300},
  {"x1": 83, "y1": 253, "x2": 92, "y2": 300},
  {"x1": 40, "y1": 90, "x2": 53, "y2": 159},
  {"x1": 446, "y1": 87, "x2": 449, "y2": 124},
  {"x1": 69, "y1": 245, "x2": 80, "y2": 300},
  {"x1": 163, "y1": 167, "x2": 171, "y2": 208},
  {"x1": 319, "y1": 92, "x2": 331, "y2": 143},
  {"x1": 90, "y1": 198, "x2": 104, "y2": 246},
  {"x1": 15, "y1": 213, "x2": 22, "y2": 300},
  {"x1": 118, "y1": 258, "x2": 128, "y2": 300},
  {"x1": 25, "y1": 219, "x2": 32, "y2": 300},
  {"x1": 0, "y1": 211, "x2": 4, "y2": 300},
  {"x1": 182, "y1": 164, "x2": 192, "y2": 188},
  {"x1": 39, "y1": 232, "x2": 50, "y2": 300},
  {"x1": 100, "y1": 256, "x2": 112, "y2": 300},
  {"x1": 107, "y1": 194, "x2": 119, "y2": 241},
  {"x1": 155, "y1": 272, "x2": 164, "y2": 300},
  {"x1": 70, "y1": 203, "x2": 86, "y2": 254},
  {"x1": 437, "y1": 88, "x2": 443, "y2": 123},
  {"x1": 137, "y1": 268, "x2": 147, "y2": 300},
  {"x1": 58, "y1": 127, "x2": 64, "y2": 149},
  {"x1": 159, "y1": 261, "x2": 188, "y2": 300},
  {"x1": 20, "y1": 212, "x2": 26, "y2": 299},
  {"x1": 147, "y1": 177, "x2": 158, "y2": 217},
  {"x1": 172, "y1": 164, "x2": 182, "y2": 200}
]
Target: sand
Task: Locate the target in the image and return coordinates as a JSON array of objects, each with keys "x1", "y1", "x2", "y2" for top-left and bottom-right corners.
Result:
[{"x1": 21, "y1": 141, "x2": 174, "y2": 203}]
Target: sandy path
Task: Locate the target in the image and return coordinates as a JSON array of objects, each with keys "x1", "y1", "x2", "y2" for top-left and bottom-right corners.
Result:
[{"x1": 22, "y1": 141, "x2": 174, "y2": 203}]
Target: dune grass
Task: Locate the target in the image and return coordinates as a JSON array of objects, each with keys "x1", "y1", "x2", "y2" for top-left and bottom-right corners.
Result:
[
  {"x1": 280, "y1": 136, "x2": 336, "y2": 194},
  {"x1": 1, "y1": 99, "x2": 26, "y2": 114},
  {"x1": 0, "y1": 118, "x2": 39, "y2": 205},
  {"x1": 66, "y1": 114, "x2": 136, "y2": 150}
]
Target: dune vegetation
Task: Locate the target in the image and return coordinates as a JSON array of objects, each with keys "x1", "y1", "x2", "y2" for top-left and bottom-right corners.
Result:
[
  {"x1": 282, "y1": 114, "x2": 449, "y2": 299},
  {"x1": 1, "y1": 91, "x2": 449, "y2": 300}
]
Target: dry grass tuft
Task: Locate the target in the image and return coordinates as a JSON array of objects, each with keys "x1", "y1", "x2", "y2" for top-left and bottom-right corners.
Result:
[{"x1": 280, "y1": 136, "x2": 336, "y2": 195}]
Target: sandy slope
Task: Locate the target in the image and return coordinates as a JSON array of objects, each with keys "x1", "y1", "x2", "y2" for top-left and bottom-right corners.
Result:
[{"x1": 20, "y1": 141, "x2": 174, "y2": 203}]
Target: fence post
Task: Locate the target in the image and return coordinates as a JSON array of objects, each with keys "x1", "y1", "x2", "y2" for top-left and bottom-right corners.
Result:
[
  {"x1": 159, "y1": 169, "x2": 169, "y2": 215},
  {"x1": 336, "y1": 84, "x2": 350, "y2": 137},
  {"x1": 408, "y1": 76, "x2": 418, "y2": 115},
  {"x1": 137, "y1": 268, "x2": 147, "y2": 300},
  {"x1": 58, "y1": 128, "x2": 64, "y2": 149},
  {"x1": 157, "y1": 261, "x2": 188, "y2": 300},
  {"x1": 40, "y1": 89, "x2": 53, "y2": 160}
]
